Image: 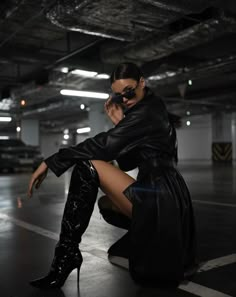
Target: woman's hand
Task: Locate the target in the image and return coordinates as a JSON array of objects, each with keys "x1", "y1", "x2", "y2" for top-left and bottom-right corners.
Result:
[
  {"x1": 104, "y1": 96, "x2": 124, "y2": 125},
  {"x1": 28, "y1": 161, "x2": 48, "y2": 198}
]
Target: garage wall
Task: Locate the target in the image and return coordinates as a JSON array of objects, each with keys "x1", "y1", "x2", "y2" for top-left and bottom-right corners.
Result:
[
  {"x1": 40, "y1": 133, "x2": 64, "y2": 159},
  {"x1": 176, "y1": 114, "x2": 212, "y2": 161}
]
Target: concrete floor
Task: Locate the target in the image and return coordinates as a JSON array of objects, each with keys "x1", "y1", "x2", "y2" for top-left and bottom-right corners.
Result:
[{"x1": 0, "y1": 161, "x2": 235, "y2": 297}]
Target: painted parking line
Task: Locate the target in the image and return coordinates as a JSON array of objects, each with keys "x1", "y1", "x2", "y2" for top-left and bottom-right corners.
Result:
[
  {"x1": 193, "y1": 199, "x2": 236, "y2": 208},
  {"x1": 198, "y1": 254, "x2": 236, "y2": 272},
  {"x1": 179, "y1": 282, "x2": 233, "y2": 297},
  {"x1": 0, "y1": 212, "x2": 91, "y2": 251},
  {"x1": 0, "y1": 212, "x2": 235, "y2": 297}
]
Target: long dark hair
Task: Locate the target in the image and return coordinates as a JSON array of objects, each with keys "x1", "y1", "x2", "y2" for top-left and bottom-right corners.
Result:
[{"x1": 110, "y1": 62, "x2": 143, "y2": 84}]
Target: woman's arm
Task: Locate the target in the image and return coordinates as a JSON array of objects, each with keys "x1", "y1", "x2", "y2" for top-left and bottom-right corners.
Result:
[{"x1": 45, "y1": 104, "x2": 152, "y2": 177}]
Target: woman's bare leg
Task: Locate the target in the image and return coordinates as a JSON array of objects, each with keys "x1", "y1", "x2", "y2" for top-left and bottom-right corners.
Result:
[{"x1": 91, "y1": 160, "x2": 135, "y2": 218}]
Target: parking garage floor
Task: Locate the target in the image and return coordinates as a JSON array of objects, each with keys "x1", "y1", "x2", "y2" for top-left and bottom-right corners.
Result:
[{"x1": 0, "y1": 161, "x2": 235, "y2": 297}]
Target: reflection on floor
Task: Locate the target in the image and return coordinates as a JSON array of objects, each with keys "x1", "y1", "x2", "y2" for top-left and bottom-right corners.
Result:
[{"x1": 0, "y1": 161, "x2": 235, "y2": 297}]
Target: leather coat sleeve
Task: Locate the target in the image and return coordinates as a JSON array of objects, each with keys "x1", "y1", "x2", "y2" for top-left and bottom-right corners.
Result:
[{"x1": 45, "y1": 105, "x2": 152, "y2": 177}]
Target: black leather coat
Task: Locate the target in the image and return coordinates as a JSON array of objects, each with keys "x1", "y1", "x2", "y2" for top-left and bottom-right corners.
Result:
[{"x1": 45, "y1": 88, "x2": 196, "y2": 286}]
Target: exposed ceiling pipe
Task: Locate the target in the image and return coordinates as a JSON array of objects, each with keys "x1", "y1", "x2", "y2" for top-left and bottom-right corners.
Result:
[
  {"x1": 46, "y1": 39, "x2": 102, "y2": 70},
  {"x1": 147, "y1": 54, "x2": 236, "y2": 86},
  {"x1": 0, "y1": 0, "x2": 26, "y2": 23},
  {"x1": 101, "y1": 14, "x2": 236, "y2": 64},
  {"x1": 137, "y1": 0, "x2": 212, "y2": 14}
]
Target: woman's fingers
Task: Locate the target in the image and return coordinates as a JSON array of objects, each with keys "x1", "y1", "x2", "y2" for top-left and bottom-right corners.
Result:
[
  {"x1": 27, "y1": 162, "x2": 48, "y2": 198},
  {"x1": 28, "y1": 175, "x2": 36, "y2": 198},
  {"x1": 28, "y1": 174, "x2": 43, "y2": 197},
  {"x1": 35, "y1": 171, "x2": 47, "y2": 189}
]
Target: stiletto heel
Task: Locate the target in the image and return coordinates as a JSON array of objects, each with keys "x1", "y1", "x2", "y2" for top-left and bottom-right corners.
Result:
[{"x1": 77, "y1": 267, "x2": 80, "y2": 282}]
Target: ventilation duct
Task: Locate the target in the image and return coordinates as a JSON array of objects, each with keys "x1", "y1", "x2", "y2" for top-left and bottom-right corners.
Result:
[
  {"x1": 45, "y1": 0, "x2": 215, "y2": 42},
  {"x1": 101, "y1": 13, "x2": 236, "y2": 64}
]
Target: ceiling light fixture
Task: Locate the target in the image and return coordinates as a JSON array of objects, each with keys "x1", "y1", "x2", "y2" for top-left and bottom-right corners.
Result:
[
  {"x1": 61, "y1": 67, "x2": 69, "y2": 73},
  {"x1": 71, "y1": 69, "x2": 97, "y2": 77},
  {"x1": 60, "y1": 89, "x2": 109, "y2": 99},
  {"x1": 20, "y1": 99, "x2": 26, "y2": 106},
  {"x1": 96, "y1": 73, "x2": 110, "y2": 79},
  {"x1": 0, "y1": 116, "x2": 12, "y2": 122},
  {"x1": 0, "y1": 136, "x2": 10, "y2": 139},
  {"x1": 77, "y1": 127, "x2": 91, "y2": 134}
]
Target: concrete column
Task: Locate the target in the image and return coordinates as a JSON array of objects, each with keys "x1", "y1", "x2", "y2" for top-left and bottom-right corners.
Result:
[
  {"x1": 89, "y1": 102, "x2": 113, "y2": 137},
  {"x1": 21, "y1": 119, "x2": 39, "y2": 146},
  {"x1": 212, "y1": 112, "x2": 232, "y2": 162}
]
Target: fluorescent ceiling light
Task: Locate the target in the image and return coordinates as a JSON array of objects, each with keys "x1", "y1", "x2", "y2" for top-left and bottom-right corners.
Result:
[
  {"x1": 0, "y1": 116, "x2": 12, "y2": 122},
  {"x1": 148, "y1": 71, "x2": 176, "y2": 80},
  {"x1": 60, "y1": 89, "x2": 109, "y2": 99},
  {"x1": 0, "y1": 136, "x2": 10, "y2": 139},
  {"x1": 71, "y1": 69, "x2": 97, "y2": 77},
  {"x1": 77, "y1": 127, "x2": 91, "y2": 134},
  {"x1": 96, "y1": 73, "x2": 110, "y2": 79}
]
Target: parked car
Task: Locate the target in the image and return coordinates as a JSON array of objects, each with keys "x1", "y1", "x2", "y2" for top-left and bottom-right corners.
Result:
[{"x1": 0, "y1": 138, "x2": 44, "y2": 172}]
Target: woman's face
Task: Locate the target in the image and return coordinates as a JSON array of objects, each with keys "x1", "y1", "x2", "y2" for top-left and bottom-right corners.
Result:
[{"x1": 111, "y1": 77, "x2": 145, "y2": 109}]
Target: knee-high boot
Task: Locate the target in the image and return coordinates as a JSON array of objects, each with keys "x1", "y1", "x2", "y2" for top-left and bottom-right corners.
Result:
[{"x1": 30, "y1": 160, "x2": 99, "y2": 289}]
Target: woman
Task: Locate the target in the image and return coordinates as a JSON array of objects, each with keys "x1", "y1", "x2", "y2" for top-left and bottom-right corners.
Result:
[{"x1": 28, "y1": 62, "x2": 197, "y2": 289}]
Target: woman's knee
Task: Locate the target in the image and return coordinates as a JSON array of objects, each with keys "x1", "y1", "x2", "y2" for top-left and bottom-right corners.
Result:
[
  {"x1": 98, "y1": 195, "x2": 120, "y2": 212},
  {"x1": 98, "y1": 195, "x2": 131, "y2": 229}
]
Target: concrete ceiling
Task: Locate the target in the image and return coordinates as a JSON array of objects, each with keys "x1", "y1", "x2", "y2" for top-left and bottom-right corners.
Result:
[{"x1": 1, "y1": 0, "x2": 236, "y2": 134}]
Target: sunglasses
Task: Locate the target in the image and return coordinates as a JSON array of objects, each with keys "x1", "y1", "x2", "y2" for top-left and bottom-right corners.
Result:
[{"x1": 111, "y1": 85, "x2": 137, "y2": 104}]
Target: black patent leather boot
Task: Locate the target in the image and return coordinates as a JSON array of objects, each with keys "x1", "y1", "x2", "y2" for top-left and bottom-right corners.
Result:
[{"x1": 30, "y1": 160, "x2": 99, "y2": 289}]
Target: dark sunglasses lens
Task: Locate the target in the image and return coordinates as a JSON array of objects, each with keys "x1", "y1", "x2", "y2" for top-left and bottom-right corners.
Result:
[
  {"x1": 111, "y1": 88, "x2": 136, "y2": 103},
  {"x1": 111, "y1": 93, "x2": 123, "y2": 104},
  {"x1": 124, "y1": 89, "x2": 136, "y2": 99}
]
